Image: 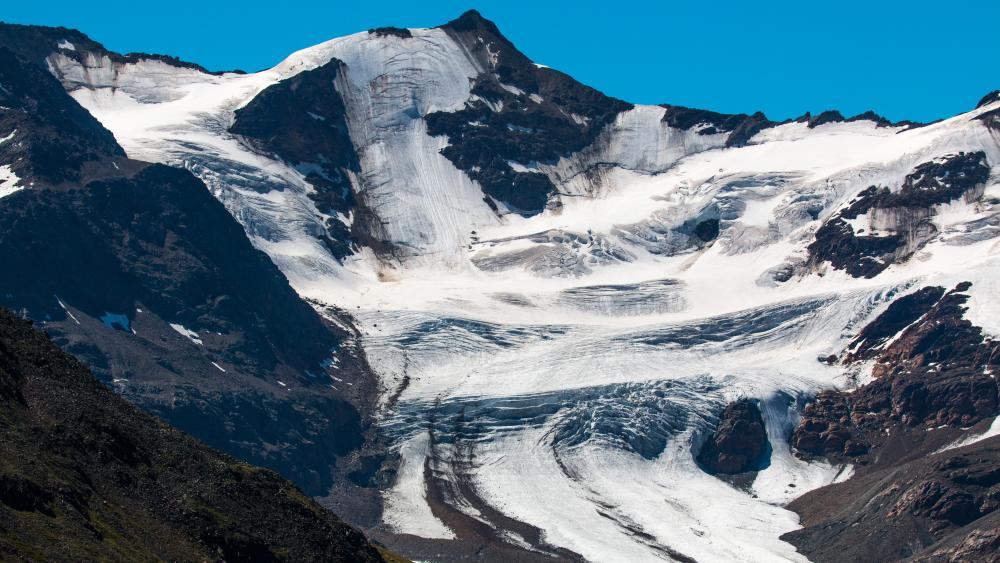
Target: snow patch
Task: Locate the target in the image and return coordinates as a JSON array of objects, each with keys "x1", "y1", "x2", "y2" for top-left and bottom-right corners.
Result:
[
  {"x1": 0, "y1": 165, "x2": 22, "y2": 199},
  {"x1": 55, "y1": 297, "x2": 80, "y2": 325},
  {"x1": 938, "y1": 416, "x2": 1000, "y2": 452},
  {"x1": 169, "y1": 323, "x2": 203, "y2": 345},
  {"x1": 739, "y1": 194, "x2": 785, "y2": 228},
  {"x1": 506, "y1": 160, "x2": 538, "y2": 173}
]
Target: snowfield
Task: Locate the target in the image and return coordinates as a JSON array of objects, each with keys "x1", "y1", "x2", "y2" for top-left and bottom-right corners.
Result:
[{"x1": 52, "y1": 22, "x2": 1000, "y2": 562}]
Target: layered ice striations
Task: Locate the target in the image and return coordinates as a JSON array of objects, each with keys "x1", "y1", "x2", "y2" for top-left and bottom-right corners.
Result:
[
  {"x1": 369, "y1": 287, "x2": 900, "y2": 561},
  {"x1": 322, "y1": 29, "x2": 501, "y2": 270}
]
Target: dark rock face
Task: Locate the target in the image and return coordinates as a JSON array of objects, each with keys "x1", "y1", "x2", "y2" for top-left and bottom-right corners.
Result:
[
  {"x1": 808, "y1": 205, "x2": 904, "y2": 278},
  {"x1": 230, "y1": 59, "x2": 360, "y2": 258},
  {"x1": 368, "y1": 26, "x2": 412, "y2": 38},
  {"x1": 797, "y1": 109, "x2": 920, "y2": 129},
  {"x1": 861, "y1": 283, "x2": 998, "y2": 380},
  {"x1": 976, "y1": 99, "x2": 1000, "y2": 133},
  {"x1": 0, "y1": 309, "x2": 384, "y2": 562},
  {"x1": 0, "y1": 161, "x2": 370, "y2": 498},
  {"x1": 842, "y1": 286, "x2": 946, "y2": 363},
  {"x1": 976, "y1": 89, "x2": 1000, "y2": 109},
  {"x1": 0, "y1": 43, "x2": 375, "y2": 497},
  {"x1": 807, "y1": 110, "x2": 848, "y2": 128},
  {"x1": 659, "y1": 105, "x2": 776, "y2": 147},
  {"x1": 791, "y1": 391, "x2": 868, "y2": 458},
  {"x1": 795, "y1": 360, "x2": 998, "y2": 463},
  {"x1": 792, "y1": 283, "x2": 999, "y2": 462},
  {"x1": 657, "y1": 106, "x2": 914, "y2": 150},
  {"x1": 0, "y1": 47, "x2": 125, "y2": 186},
  {"x1": 807, "y1": 152, "x2": 990, "y2": 278},
  {"x1": 696, "y1": 399, "x2": 770, "y2": 474},
  {"x1": 872, "y1": 152, "x2": 990, "y2": 208},
  {"x1": 912, "y1": 523, "x2": 1000, "y2": 563},
  {"x1": 783, "y1": 438, "x2": 1000, "y2": 563},
  {"x1": 844, "y1": 110, "x2": 895, "y2": 127},
  {"x1": 425, "y1": 10, "x2": 632, "y2": 214},
  {"x1": 785, "y1": 283, "x2": 1000, "y2": 561},
  {"x1": 0, "y1": 165, "x2": 345, "y2": 374}
]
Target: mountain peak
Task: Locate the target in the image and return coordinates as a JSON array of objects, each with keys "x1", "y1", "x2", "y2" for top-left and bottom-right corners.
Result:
[
  {"x1": 440, "y1": 9, "x2": 503, "y2": 35},
  {"x1": 977, "y1": 89, "x2": 1000, "y2": 109}
]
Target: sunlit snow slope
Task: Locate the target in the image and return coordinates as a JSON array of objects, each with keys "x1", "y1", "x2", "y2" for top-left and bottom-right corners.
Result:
[{"x1": 46, "y1": 11, "x2": 1000, "y2": 562}]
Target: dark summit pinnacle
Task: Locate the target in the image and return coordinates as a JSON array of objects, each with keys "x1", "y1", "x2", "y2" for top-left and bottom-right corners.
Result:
[
  {"x1": 440, "y1": 9, "x2": 503, "y2": 34},
  {"x1": 976, "y1": 89, "x2": 1000, "y2": 108},
  {"x1": 427, "y1": 9, "x2": 632, "y2": 215}
]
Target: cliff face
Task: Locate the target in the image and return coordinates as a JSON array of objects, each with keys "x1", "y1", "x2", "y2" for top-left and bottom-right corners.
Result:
[{"x1": 0, "y1": 308, "x2": 386, "y2": 562}]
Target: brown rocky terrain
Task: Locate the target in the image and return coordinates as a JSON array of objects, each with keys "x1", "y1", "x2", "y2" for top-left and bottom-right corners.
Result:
[{"x1": 784, "y1": 282, "x2": 1000, "y2": 561}]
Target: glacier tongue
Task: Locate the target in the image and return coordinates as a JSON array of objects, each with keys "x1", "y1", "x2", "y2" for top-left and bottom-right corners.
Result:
[{"x1": 367, "y1": 286, "x2": 897, "y2": 561}]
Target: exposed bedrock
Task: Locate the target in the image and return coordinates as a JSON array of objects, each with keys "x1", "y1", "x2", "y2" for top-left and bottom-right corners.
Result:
[
  {"x1": 229, "y1": 59, "x2": 361, "y2": 259},
  {"x1": 807, "y1": 151, "x2": 991, "y2": 278},
  {"x1": 0, "y1": 46, "x2": 125, "y2": 186},
  {"x1": 425, "y1": 10, "x2": 632, "y2": 215},
  {"x1": 657, "y1": 105, "x2": 916, "y2": 150},
  {"x1": 659, "y1": 104, "x2": 776, "y2": 147},
  {"x1": 793, "y1": 283, "x2": 1000, "y2": 462},
  {"x1": 0, "y1": 308, "x2": 383, "y2": 562},
  {"x1": 0, "y1": 41, "x2": 377, "y2": 499},
  {"x1": 696, "y1": 399, "x2": 771, "y2": 475},
  {"x1": 783, "y1": 439, "x2": 1000, "y2": 563},
  {"x1": 785, "y1": 282, "x2": 1000, "y2": 562},
  {"x1": 791, "y1": 391, "x2": 869, "y2": 458}
]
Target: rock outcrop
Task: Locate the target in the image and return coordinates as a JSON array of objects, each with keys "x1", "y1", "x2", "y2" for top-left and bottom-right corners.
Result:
[
  {"x1": 696, "y1": 399, "x2": 770, "y2": 474},
  {"x1": 783, "y1": 439, "x2": 1000, "y2": 562},
  {"x1": 791, "y1": 391, "x2": 869, "y2": 458},
  {"x1": 230, "y1": 59, "x2": 360, "y2": 259},
  {"x1": 785, "y1": 283, "x2": 1000, "y2": 560},
  {"x1": 424, "y1": 10, "x2": 633, "y2": 214},
  {"x1": 793, "y1": 283, "x2": 999, "y2": 461},
  {"x1": 659, "y1": 105, "x2": 776, "y2": 147},
  {"x1": 807, "y1": 152, "x2": 990, "y2": 278}
]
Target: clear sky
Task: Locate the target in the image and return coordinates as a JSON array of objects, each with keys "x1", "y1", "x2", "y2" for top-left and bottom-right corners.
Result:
[{"x1": 4, "y1": 0, "x2": 997, "y2": 122}]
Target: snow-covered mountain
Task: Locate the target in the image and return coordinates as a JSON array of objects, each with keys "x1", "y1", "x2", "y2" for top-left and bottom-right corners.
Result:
[{"x1": 2, "y1": 10, "x2": 999, "y2": 562}]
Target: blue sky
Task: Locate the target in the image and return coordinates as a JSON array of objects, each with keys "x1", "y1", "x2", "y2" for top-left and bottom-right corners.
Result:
[{"x1": 4, "y1": 0, "x2": 997, "y2": 122}]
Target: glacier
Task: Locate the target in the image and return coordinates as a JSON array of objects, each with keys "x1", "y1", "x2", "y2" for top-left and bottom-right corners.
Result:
[{"x1": 44, "y1": 16, "x2": 1000, "y2": 562}]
